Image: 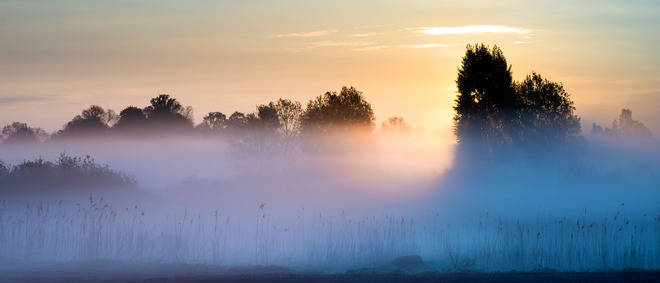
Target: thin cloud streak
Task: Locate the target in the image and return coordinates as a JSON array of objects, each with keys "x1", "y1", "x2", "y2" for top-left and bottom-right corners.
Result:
[
  {"x1": 401, "y1": 43, "x2": 450, "y2": 49},
  {"x1": 274, "y1": 30, "x2": 338, "y2": 38},
  {"x1": 0, "y1": 95, "x2": 55, "y2": 104},
  {"x1": 352, "y1": 45, "x2": 390, "y2": 51},
  {"x1": 417, "y1": 25, "x2": 530, "y2": 35},
  {"x1": 308, "y1": 41, "x2": 375, "y2": 48},
  {"x1": 351, "y1": 33, "x2": 384, "y2": 37},
  {"x1": 284, "y1": 40, "x2": 376, "y2": 52}
]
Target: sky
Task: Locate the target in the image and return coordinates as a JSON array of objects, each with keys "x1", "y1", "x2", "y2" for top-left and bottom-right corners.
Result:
[{"x1": 1, "y1": 0, "x2": 659, "y2": 136}]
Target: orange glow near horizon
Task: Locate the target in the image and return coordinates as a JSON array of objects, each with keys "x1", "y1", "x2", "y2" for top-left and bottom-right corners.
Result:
[{"x1": 0, "y1": 1, "x2": 658, "y2": 137}]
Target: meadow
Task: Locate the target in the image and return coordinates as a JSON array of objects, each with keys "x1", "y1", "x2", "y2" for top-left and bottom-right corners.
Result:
[{"x1": 1, "y1": 196, "x2": 658, "y2": 273}]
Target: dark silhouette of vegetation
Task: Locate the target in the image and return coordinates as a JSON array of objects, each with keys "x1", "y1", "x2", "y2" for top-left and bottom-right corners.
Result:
[
  {"x1": 1, "y1": 122, "x2": 47, "y2": 145},
  {"x1": 143, "y1": 94, "x2": 194, "y2": 132},
  {"x1": 301, "y1": 86, "x2": 375, "y2": 135},
  {"x1": 0, "y1": 153, "x2": 137, "y2": 193},
  {"x1": 252, "y1": 103, "x2": 281, "y2": 131},
  {"x1": 300, "y1": 86, "x2": 376, "y2": 153},
  {"x1": 197, "y1": 112, "x2": 227, "y2": 134},
  {"x1": 453, "y1": 44, "x2": 583, "y2": 155},
  {"x1": 226, "y1": 111, "x2": 248, "y2": 135},
  {"x1": 515, "y1": 72, "x2": 581, "y2": 146},
  {"x1": 228, "y1": 103, "x2": 288, "y2": 157},
  {"x1": 114, "y1": 106, "x2": 148, "y2": 134},
  {"x1": 454, "y1": 44, "x2": 515, "y2": 148},
  {"x1": 274, "y1": 98, "x2": 303, "y2": 153},
  {"x1": 215, "y1": 100, "x2": 306, "y2": 157},
  {"x1": 591, "y1": 109, "x2": 652, "y2": 139},
  {"x1": 56, "y1": 105, "x2": 117, "y2": 138},
  {"x1": 3, "y1": 46, "x2": 642, "y2": 165}
]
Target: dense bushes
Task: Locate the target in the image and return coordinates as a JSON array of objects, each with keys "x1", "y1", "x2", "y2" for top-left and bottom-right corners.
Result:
[{"x1": 0, "y1": 153, "x2": 137, "y2": 193}]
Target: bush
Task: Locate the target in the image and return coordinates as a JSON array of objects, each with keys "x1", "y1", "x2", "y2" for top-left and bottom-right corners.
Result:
[{"x1": 0, "y1": 153, "x2": 137, "y2": 193}]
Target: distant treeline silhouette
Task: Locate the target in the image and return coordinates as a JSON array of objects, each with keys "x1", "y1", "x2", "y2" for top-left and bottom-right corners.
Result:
[
  {"x1": 2, "y1": 86, "x2": 382, "y2": 155},
  {"x1": 1, "y1": 44, "x2": 652, "y2": 155},
  {"x1": 590, "y1": 108, "x2": 652, "y2": 139}
]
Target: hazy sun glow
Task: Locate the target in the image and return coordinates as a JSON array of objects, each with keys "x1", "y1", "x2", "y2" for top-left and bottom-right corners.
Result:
[{"x1": 0, "y1": 0, "x2": 659, "y2": 137}]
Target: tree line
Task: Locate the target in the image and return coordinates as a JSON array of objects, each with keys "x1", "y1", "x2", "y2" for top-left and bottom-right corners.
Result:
[
  {"x1": 2, "y1": 86, "x2": 385, "y2": 155},
  {"x1": 1, "y1": 44, "x2": 652, "y2": 155}
]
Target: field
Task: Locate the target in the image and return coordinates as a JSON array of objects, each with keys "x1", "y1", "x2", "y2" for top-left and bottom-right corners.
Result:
[
  {"x1": 1, "y1": 139, "x2": 659, "y2": 281},
  {"x1": 1, "y1": 195, "x2": 659, "y2": 275}
]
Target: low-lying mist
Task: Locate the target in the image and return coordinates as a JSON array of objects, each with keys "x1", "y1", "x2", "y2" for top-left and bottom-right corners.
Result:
[{"x1": 1, "y1": 132, "x2": 659, "y2": 272}]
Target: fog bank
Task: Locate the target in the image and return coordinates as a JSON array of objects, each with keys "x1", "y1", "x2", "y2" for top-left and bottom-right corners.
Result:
[{"x1": 1, "y1": 134, "x2": 659, "y2": 271}]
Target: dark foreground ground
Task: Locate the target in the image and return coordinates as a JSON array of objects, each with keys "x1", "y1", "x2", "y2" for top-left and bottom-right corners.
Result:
[
  {"x1": 137, "y1": 271, "x2": 660, "y2": 283},
  {"x1": 1, "y1": 262, "x2": 659, "y2": 282},
  {"x1": 4, "y1": 270, "x2": 660, "y2": 282}
]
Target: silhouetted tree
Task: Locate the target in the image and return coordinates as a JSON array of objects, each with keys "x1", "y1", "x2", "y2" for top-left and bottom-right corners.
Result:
[
  {"x1": 301, "y1": 86, "x2": 375, "y2": 135},
  {"x1": 253, "y1": 102, "x2": 281, "y2": 131},
  {"x1": 144, "y1": 94, "x2": 183, "y2": 118},
  {"x1": 592, "y1": 109, "x2": 652, "y2": 139},
  {"x1": 618, "y1": 109, "x2": 652, "y2": 138},
  {"x1": 274, "y1": 98, "x2": 303, "y2": 153},
  {"x1": 1, "y1": 122, "x2": 47, "y2": 144},
  {"x1": 57, "y1": 105, "x2": 117, "y2": 138},
  {"x1": 590, "y1": 123, "x2": 604, "y2": 136},
  {"x1": 514, "y1": 72, "x2": 581, "y2": 145},
  {"x1": 226, "y1": 111, "x2": 248, "y2": 134},
  {"x1": 454, "y1": 44, "x2": 516, "y2": 147},
  {"x1": 300, "y1": 86, "x2": 376, "y2": 153},
  {"x1": 113, "y1": 106, "x2": 148, "y2": 134},
  {"x1": 380, "y1": 116, "x2": 412, "y2": 136},
  {"x1": 198, "y1": 112, "x2": 227, "y2": 133},
  {"x1": 143, "y1": 94, "x2": 193, "y2": 131},
  {"x1": 229, "y1": 103, "x2": 286, "y2": 157},
  {"x1": 454, "y1": 45, "x2": 583, "y2": 156}
]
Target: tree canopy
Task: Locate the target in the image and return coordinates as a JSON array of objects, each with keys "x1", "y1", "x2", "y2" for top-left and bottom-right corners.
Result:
[
  {"x1": 301, "y1": 86, "x2": 375, "y2": 135},
  {"x1": 453, "y1": 44, "x2": 582, "y2": 153},
  {"x1": 143, "y1": 94, "x2": 194, "y2": 131},
  {"x1": 198, "y1": 112, "x2": 227, "y2": 132},
  {"x1": 454, "y1": 44, "x2": 516, "y2": 146},
  {"x1": 1, "y1": 122, "x2": 47, "y2": 144},
  {"x1": 275, "y1": 98, "x2": 303, "y2": 153},
  {"x1": 515, "y1": 72, "x2": 581, "y2": 145},
  {"x1": 57, "y1": 105, "x2": 117, "y2": 138},
  {"x1": 114, "y1": 106, "x2": 148, "y2": 133}
]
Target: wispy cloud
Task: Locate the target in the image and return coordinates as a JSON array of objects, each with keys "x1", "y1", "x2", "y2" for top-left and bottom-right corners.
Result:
[
  {"x1": 285, "y1": 40, "x2": 376, "y2": 52},
  {"x1": 417, "y1": 25, "x2": 530, "y2": 35},
  {"x1": 0, "y1": 95, "x2": 54, "y2": 104},
  {"x1": 308, "y1": 41, "x2": 375, "y2": 48},
  {"x1": 352, "y1": 45, "x2": 390, "y2": 51},
  {"x1": 273, "y1": 30, "x2": 338, "y2": 38},
  {"x1": 514, "y1": 41, "x2": 530, "y2": 44},
  {"x1": 351, "y1": 33, "x2": 384, "y2": 37},
  {"x1": 401, "y1": 43, "x2": 450, "y2": 49}
]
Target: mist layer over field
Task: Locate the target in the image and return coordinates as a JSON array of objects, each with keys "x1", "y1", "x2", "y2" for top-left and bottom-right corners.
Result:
[{"x1": 1, "y1": 133, "x2": 659, "y2": 272}]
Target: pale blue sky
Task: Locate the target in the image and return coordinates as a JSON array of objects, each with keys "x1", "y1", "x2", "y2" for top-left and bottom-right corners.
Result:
[{"x1": 1, "y1": 0, "x2": 659, "y2": 135}]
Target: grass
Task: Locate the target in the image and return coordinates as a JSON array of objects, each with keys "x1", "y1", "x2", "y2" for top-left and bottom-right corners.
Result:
[{"x1": 1, "y1": 197, "x2": 659, "y2": 272}]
